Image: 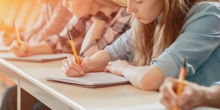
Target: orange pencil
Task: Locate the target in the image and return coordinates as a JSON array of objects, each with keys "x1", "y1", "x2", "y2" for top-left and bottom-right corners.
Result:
[
  {"x1": 67, "y1": 30, "x2": 80, "y2": 65},
  {"x1": 13, "y1": 22, "x2": 21, "y2": 46},
  {"x1": 173, "y1": 57, "x2": 187, "y2": 110}
]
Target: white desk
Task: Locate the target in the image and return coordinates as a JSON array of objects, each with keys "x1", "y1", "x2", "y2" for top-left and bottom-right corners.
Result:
[{"x1": 0, "y1": 52, "x2": 159, "y2": 110}]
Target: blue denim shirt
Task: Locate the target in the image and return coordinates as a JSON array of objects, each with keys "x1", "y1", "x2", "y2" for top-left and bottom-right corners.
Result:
[
  {"x1": 212, "y1": 81, "x2": 220, "y2": 86},
  {"x1": 105, "y1": 2, "x2": 220, "y2": 87}
]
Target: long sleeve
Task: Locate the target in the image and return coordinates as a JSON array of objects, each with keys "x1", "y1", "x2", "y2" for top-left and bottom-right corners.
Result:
[
  {"x1": 22, "y1": 1, "x2": 72, "y2": 44},
  {"x1": 152, "y1": 2, "x2": 220, "y2": 86},
  {"x1": 45, "y1": 15, "x2": 92, "y2": 53},
  {"x1": 80, "y1": 8, "x2": 131, "y2": 57}
]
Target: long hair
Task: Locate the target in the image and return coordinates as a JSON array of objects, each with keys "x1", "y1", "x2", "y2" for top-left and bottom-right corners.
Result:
[
  {"x1": 132, "y1": 0, "x2": 219, "y2": 66},
  {"x1": 94, "y1": 0, "x2": 127, "y2": 7}
]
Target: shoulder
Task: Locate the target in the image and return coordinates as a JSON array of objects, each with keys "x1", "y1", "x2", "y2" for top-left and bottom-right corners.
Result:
[
  {"x1": 185, "y1": 2, "x2": 220, "y2": 20},
  {"x1": 182, "y1": 2, "x2": 220, "y2": 32}
]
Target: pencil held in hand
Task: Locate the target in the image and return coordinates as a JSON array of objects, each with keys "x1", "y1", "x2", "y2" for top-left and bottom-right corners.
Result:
[
  {"x1": 67, "y1": 30, "x2": 80, "y2": 65},
  {"x1": 13, "y1": 22, "x2": 21, "y2": 46},
  {"x1": 173, "y1": 57, "x2": 187, "y2": 110}
]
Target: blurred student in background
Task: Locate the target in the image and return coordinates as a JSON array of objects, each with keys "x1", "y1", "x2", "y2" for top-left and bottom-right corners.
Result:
[
  {"x1": 9, "y1": 0, "x2": 131, "y2": 57},
  {"x1": 1, "y1": 0, "x2": 131, "y2": 110},
  {"x1": 160, "y1": 78, "x2": 220, "y2": 110},
  {"x1": 2, "y1": 0, "x2": 72, "y2": 45}
]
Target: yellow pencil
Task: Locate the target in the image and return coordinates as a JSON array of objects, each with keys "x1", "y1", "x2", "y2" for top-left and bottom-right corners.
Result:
[
  {"x1": 67, "y1": 30, "x2": 80, "y2": 65},
  {"x1": 13, "y1": 22, "x2": 21, "y2": 46},
  {"x1": 173, "y1": 57, "x2": 187, "y2": 110}
]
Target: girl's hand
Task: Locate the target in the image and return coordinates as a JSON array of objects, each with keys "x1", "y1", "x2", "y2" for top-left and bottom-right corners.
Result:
[
  {"x1": 2, "y1": 32, "x2": 16, "y2": 46},
  {"x1": 9, "y1": 40, "x2": 32, "y2": 57},
  {"x1": 159, "y1": 77, "x2": 207, "y2": 110},
  {"x1": 104, "y1": 60, "x2": 130, "y2": 76},
  {"x1": 62, "y1": 55, "x2": 90, "y2": 77}
]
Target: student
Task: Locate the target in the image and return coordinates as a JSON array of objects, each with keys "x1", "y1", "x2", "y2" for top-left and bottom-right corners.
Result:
[
  {"x1": 159, "y1": 78, "x2": 220, "y2": 110},
  {"x1": 9, "y1": 0, "x2": 131, "y2": 57},
  {"x1": 62, "y1": 0, "x2": 220, "y2": 92},
  {"x1": 2, "y1": 0, "x2": 72, "y2": 46},
  {"x1": 1, "y1": 0, "x2": 131, "y2": 110}
]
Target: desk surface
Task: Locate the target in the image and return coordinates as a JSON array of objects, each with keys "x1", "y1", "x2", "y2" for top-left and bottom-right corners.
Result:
[{"x1": 0, "y1": 52, "x2": 159, "y2": 110}]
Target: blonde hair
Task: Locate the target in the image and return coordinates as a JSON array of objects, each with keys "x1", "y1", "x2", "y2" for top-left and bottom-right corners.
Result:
[
  {"x1": 131, "y1": 0, "x2": 220, "y2": 66},
  {"x1": 94, "y1": 0, "x2": 127, "y2": 7}
]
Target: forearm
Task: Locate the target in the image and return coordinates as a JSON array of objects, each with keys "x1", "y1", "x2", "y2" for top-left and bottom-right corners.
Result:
[
  {"x1": 121, "y1": 65, "x2": 165, "y2": 90},
  {"x1": 202, "y1": 85, "x2": 220, "y2": 108},
  {"x1": 81, "y1": 19, "x2": 106, "y2": 52},
  {"x1": 85, "y1": 50, "x2": 111, "y2": 72},
  {"x1": 29, "y1": 41, "x2": 53, "y2": 55}
]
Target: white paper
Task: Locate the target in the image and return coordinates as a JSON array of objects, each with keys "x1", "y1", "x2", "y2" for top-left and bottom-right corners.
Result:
[
  {"x1": 0, "y1": 46, "x2": 10, "y2": 52},
  {"x1": 0, "y1": 53, "x2": 70, "y2": 62},
  {"x1": 46, "y1": 72, "x2": 129, "y2": 86}
]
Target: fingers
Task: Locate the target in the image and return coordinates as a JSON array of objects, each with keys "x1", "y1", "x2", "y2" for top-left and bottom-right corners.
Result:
[
  {"x1": 2, "y1": 33, "x2": 14, "y2": 46},
  {"x1": 104, "y1": 61, "x2": 114, "y2": 72},
  {"x1": 104, "y1": 61, "x2": 115, "y2": 72},
  {"x1": 10, "y1": 40, "x2": 22, "y2": 56},
  {"x1": 159, "y1": 78, "x2": 179, "y2": 109},
  {"x1": 63, "y1": 55, "x2": 85, "y2": 76},
  {"x1": 161, "y1": 78, "x2": 178, "y2": 100},
  {"x1": 9, "y1": 41, "x2": 29, "y2": 57},
  {"x1": 177, "y1": 87, "x2": 194, "y2": 108},
  {"x1": 67, "y1": 55, "x2": 84, "y2": 74},
  {"x1": 160, "y1": 78, "x2": 201, "y2": 110},
  {"x1": 159, "y1": 93, "x2": 172, "y2": 110},
  {"x1": 62, "y1": 59, "x2": 82, "y2": 77},
  {"x1": 104, "y1": 65, "x2": 110, "y2": 72},
  {"x1": 104, "y1": 60, "x2": 128, "y2": 76}
]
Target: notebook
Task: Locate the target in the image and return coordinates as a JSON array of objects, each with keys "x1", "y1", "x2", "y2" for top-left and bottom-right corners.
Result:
[
  {"x1": 46, "y1": 72, "x2": 130, "y2": 87},
  {"x1": 0, "y1": 53, "x2": 69, "y2": 62},
  {"x1": 0, "y1": 45, "x2": 10, "y2": 52}
]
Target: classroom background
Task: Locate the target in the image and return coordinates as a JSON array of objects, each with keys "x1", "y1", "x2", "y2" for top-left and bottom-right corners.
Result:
[{"x1": 0, "y1": 0, "x2": 41, "y2": 107}]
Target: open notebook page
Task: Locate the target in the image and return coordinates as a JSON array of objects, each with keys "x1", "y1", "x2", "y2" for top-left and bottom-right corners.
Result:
[
  {"x1": 0, "y1": 45, "x2": 10, "y2": 52},
  {"x1": 0, "y1": 53, "x2": 70, "y2": 62},
  {"x1": 137, "y1": 102, "x2": 220, "y2": 110},
  {"x1": 46, "y1": 72, "x2": 129, "y2": 87}
]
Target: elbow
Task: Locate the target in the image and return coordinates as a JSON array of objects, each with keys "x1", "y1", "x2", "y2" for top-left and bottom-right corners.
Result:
[
  {"x1": 139, "y1": 80, "x2": 158, "y2": 91},
  {"x1": 138, "y1": 76, "x2": 163, "y2": 91}
]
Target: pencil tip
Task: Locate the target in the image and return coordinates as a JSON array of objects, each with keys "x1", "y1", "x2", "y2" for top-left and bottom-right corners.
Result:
[
  {"x1": 67, "y1": 29, "x2": 72, "y2": 40},
  {"x1": 13, "y1": 21, "x2": 17, "y2": 28},
  {"x1": 183, "y1": 56, "x2": 187, "y2": 68}
]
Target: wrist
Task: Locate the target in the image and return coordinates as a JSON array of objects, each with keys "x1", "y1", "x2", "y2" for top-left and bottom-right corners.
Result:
[
  {"x1": 28, "y1": 45, "x2": 35, "y2": 55},
  {"x1": 120, "y1": 64, "x2": 133, "y2": 76},
  {"x1": 200, "y1": 86, "x2": 214, "y2": 107},
  {"x1": 202, "y1": 85, "x2": 220, "y2": 107}
]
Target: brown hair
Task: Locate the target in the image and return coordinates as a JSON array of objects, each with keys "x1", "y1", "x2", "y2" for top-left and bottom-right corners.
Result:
[
  {"x1": 94, "y1": 0, "x2": 127, "y2": 7},
  {"x1": 132, "y1": 0, "x2": 220, "y2": 66}
]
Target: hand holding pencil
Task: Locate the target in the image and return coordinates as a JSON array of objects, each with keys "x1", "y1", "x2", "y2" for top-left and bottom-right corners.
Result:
[
  {"x1": 9, "y1": 22, "x2": 31, "y2": 57},
  {"x1": 1, "y1": 20, "x2": 16, "y2": 46},
  {"x1": 159, "y1": 58, "x2": 208, "y2": 110},
  {"x1": 61, "y1": 29, "x2": 90, "y2": 77}
]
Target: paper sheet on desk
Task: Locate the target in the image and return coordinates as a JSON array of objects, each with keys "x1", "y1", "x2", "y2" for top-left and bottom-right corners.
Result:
[
  {"x1": 127, "y1": 102, "x2": 220, "y2": 110},
  {"x1": 0, "y1": 53, "x2": 70, "y2": 62},
  {"x1": 90, "y1": 102, "x2": 220, "y2": 110},
  {"x1": 0, "y1": 46, "x2": 10, "y2": 52}
]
